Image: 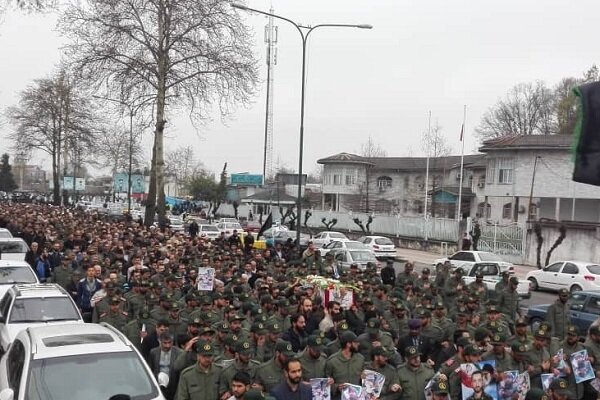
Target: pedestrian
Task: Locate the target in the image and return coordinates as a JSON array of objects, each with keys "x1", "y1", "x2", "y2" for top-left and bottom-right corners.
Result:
[
  {"x1": 397, "y1": 345, "x2": 435, "y2": 400},
  {"x1": 380, "y1": 259, "x2": 395, "y2": 286},
  {"x1": 76, "y1": 264, "x2": 102, "y2": 322},
  {"x1": 176, "y1": 339, "x2": 221, "y2": 400},
  {"x1": 546, "y1": 289, "x2": 571, "y2": 340},
  {"x1": 269, "y1": 358, "x2": 312, "y2": 400},
  {"x1": 324, "y1": 331, "x2": 365, "y2": 398},
  {"x1": 461, "y1": 232, "x2": 472, "y2": 250}
]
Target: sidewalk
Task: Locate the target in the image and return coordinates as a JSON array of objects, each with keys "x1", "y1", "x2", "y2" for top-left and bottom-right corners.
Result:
[{"x1": 395, "y1": 247, "x2": 537, "y2": 277}]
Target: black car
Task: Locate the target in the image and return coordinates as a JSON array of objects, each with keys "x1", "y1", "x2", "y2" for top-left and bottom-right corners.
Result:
[{"x1": 527, "y1": 290, "x2": 600, "y2": 334}]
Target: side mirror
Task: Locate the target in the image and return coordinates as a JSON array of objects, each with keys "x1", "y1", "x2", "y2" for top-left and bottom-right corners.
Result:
[
  {"x1": 157, "y1": 372, "x2": 169, "y2": 388},
  {"x1": 0, "y1": 388, "x2": 14, "y2": 400}
]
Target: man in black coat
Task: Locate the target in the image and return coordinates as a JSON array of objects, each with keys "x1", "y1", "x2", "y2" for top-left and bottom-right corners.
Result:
[{"x1": 398, "y1": 318, "x2": 435, "y2": 363}]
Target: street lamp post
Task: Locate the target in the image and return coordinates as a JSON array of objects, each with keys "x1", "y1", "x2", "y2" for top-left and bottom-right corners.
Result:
[{"x1": 232, "y1": 3, "x2": 372, "y2": 246}]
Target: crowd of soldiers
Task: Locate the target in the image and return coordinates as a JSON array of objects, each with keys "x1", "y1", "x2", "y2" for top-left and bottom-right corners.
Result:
[{"x1": 0, "y1": 202, "x2": 597, "y2": 400}]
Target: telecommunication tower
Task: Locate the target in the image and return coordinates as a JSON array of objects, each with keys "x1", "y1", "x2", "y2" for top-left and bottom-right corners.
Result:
[{"x1": 262, "y1": 8, "x2": 277, "y2": 184}]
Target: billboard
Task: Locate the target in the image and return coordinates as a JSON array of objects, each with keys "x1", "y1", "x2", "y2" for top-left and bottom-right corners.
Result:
[
  {"x1": 113, "y1": 173, "x2": 145, "y2": 194},
  {"x1": 62, "y1": 177, "x2": 86, "y2": 191},
  {"x1": 230, "y1": 174, "x2": 263, "y2": 186}
]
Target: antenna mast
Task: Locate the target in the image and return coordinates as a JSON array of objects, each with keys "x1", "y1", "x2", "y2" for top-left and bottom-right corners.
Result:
[{"x1": 262, "y1": 7, "x2": 278, "y2": 184}]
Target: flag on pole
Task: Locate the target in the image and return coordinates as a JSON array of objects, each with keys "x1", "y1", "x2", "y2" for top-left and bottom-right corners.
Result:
[{"x1": 460, "y1": 123, "x2": 464, "y2": 142}]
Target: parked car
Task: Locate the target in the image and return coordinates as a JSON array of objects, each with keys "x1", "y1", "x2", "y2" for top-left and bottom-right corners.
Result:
[
  {"x1": 218, "y1": 217, "x2": 239, "y2": 224},
  {"x1": 0, "y1": 323, "x2": 166, "y2": 400},
  {"x1": 198, "y1": 224, "x2": 221, "y2": 241},
  {"x1": 462, "y1": 262, "x2": 531, "y2": 298},
  {"x1": 312, "y1": 231, "x2": 349, "y2": 247},
  {"x1": 433, "y1": 251, "x2": 514, "y2": 274},
  {"x1": 0, "y1": 284, "x2": 84, "y2": 353},
  {"x1": 357, "y1": 235, "x2": 396, "y2": 260},
  {"x1": 318, "y1": 240, "x2": 366, "y2": 257},
  {"x1": 168, "y1": 215, "x2": 185, "y2": 232},
  {"x1": 0, "y1": 229, "x2": 13, "y2": 239},
  {"x1": 526, "y1": 290, "x2": 600, "y2": 335},
  {"x1": 0, "y1": 261, "x2": 39, "y2": 300},
  {"x1": 330, "y1": 248, "x2": 379, "y2": 271},
  {"x1": 526, "y1": 260, "x2": 600, "y2": 293},
  {"x1": 268, "y1": 230, "x2": 311, "y2": 248},
  {"x1": 0, "y1": 238, "x2": 30, "y2": 261},
  {"x1": 215, "y1": 222, "x2": 244, "y2": 238},
  {"x1": 241, "y1": 220, "x2": 262, "y2": 235}
]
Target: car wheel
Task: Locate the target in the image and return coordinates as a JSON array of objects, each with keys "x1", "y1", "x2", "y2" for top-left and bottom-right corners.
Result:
[
  {"x1": 528, "y1": 277, "x2": 539, "y2": 291},
  {"x1": 570, "y1": 284, "x2": 582, "y2": 293},
  {"x1": 529, "y1": 317, "x2": 543, "y2": 332}
]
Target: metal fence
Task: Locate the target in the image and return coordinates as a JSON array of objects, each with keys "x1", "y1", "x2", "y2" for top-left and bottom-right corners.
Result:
[{"x1": 477, "y1": 222, "x2": 526, "y2": 263}]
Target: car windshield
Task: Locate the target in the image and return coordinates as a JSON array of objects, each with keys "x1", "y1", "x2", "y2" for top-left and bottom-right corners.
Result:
[
  {"x1": 0, "y1": 267, "x2": 37, "y2": 284},
  {"x1": 478, "y1": 252, "x2": 502, "y2": 262},
  {"x1": 201, "y1": 225, "x2": 219, "y2": 232},
  {"x1": 0, "y1": 241, "x2": 28, "y2": 253},
  {"x1": 586, "y1": 265, "x2": 600, "y2": 274},
  {"x1": 9, "y1": 297, "x2": 81, "y2": 323},
  {"x1": 227, "y1": 223, "x2": 242, "y2": 230},
  {"x1": 374, "y1": 237, "x2": 393, "y2": 245},
  {"x1": 350, "y1": 251, "x2": 376, "y2": 262},
  {"x1": 346, "y1": 242, "x2": 365, "y2": 249},
  {"x1": 330, "y1": 232, "x2": 346, "y2": 239},
  {"x1": 26, "y1": 351, "x2": 158, "y2": 400},
  {"x1": 0, "y1": 231, "x2": 12, "y2": 239}
]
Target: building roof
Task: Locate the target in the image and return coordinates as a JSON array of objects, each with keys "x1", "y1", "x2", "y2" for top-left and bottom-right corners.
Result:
[
  {"x1": 429, "y1": 186, "x2": 475, "y2": 197},
  {"x1": 241, "y1": 190, "x2": 297, "y2": 204},
  {"x1": 318, "y1": 152, "x2": 485, "y2": 172},
  {"x1": 479, "y1": 134, "x2": 573, "y2": 151}
]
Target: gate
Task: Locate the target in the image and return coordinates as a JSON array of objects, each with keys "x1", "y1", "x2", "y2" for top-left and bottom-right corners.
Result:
[{"x1": 476, "y1": 222, "x2": 525, "y2": 264}]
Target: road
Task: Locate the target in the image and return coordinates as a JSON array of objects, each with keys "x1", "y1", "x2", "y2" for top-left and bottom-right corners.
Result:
[{"x1": 389, "y1": 248, "x2": 557, "y2": 311}]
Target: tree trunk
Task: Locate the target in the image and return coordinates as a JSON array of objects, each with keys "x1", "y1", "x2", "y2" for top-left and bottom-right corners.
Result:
[
  {"x1": 52, "y1": 150, "x2": 60, "y2": 205},
  {"x1": 144, "y1": 144, "x2": 157, "y2": 227},
  {"x1": 154, "y1": 0, "x2": 168, "y2": 221}
]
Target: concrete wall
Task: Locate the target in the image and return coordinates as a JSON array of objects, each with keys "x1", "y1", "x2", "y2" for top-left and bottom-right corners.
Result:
[{"x1": 524, "y1": 222, "x2": 600, "y2": 266}]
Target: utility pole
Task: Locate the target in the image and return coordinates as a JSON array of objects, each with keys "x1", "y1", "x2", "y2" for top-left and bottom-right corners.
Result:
[
  {"x1": 262, "y1": 8, "x2": 277, "y2": 184},
  {"x1": 528, "y1": 155, "x2": 540, "y2": 221}
]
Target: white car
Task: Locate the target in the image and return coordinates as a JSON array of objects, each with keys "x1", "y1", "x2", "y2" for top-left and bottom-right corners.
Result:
[
  {"x1": 0, "y1": 284, "x2": 84, "y2": 353},
  {"x1": 218, "y1": 217, "x2": 239, "y2": 224},
  {"x1": 312, "y1": 231, "x2": 349, "y2": 247},
  {"x1": 0, "y1": 261, "x2": 39, "y2": 300},
  {"x1": 433, "y1": 251, "x2": 514, "y2": 274},
  {"x1": 318, "y1": 240, "x2": 367, "y2": 257},
  {"x1": 462, "y1": 262, "x2": 531, "y2": 298},
  {"x1": 0, "y1": 229, "x2": 13, "y2": 239},
  {"x1": 199, "y1": 224, "x2": 221, "y2": 240},
  {"x1": 168, "y1": 216, "x2": 185, "y2": 232},
  {"x1": 216, "y1": 222, "x2": 244, "y2": 238},
  {"x1": 357, "y1": 235, "x2": 396, "y2": 259},
  {"x1": 0, "y1": 238, "x2": 30, "y2": 261},
  {"x1": 526, "y1": 260, "x2": 600, "y2": 293},
  {"x1": 0, "y1": 323, "x2": 165, "y2": 400},
  {"x1": 330, "y1": 248, "x2": 379, "y2": 271}
]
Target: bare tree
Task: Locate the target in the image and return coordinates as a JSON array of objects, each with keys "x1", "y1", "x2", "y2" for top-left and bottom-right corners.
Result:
[
  {"x1": 95, "y1": 123, "x2": 145, "y2": 176},
  {"x1": 6, "y1": 70, "x2": 97, "y2": 204},
  {"x1": 358, "y1": 136, "x2": 385, "y2": 213},
  {"x1": 421, "y1": 122, "x2": 452, "y2": 157},
  {"x1": 165, "y1": 145, "x2": 204, "y2": 193},
  {"x1": 476, "y1": 81, "x2": 556, "y2": 139},
  {"x1": 59, "y1": 0, "x2": 258, "y2": 224}
]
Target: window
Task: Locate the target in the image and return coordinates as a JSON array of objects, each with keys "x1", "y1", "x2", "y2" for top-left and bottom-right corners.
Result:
[
  {"x1": 586, "y1": 265, "x2": 600, "y2": 275},
  {"x1": 545, "y1": 262, "x2": 563, "y2": 273},
  {"x1": 502, "y1": 203, "x2": 512, "y2": 220},
  {"x1": 477, "y1": 202, "x2": 491, "y2": 219},
  {"x1": 561, "y1": 263, "x2": 579, "y2": 275},
  {"x1": 345, "y1": 175, "x2": 356, "y2": 185},
  {"x1": 8, "y1": 340, "x2": 25, "y2": 397},
  {"x1": 377, "y1": 176, "x2": 392, "y2": 188},
  {"x1": 323, "y1": 175, "x2": 331, "y2": 185},
  {"x1": 486, "y1": 159, "x2": 496, "y2": 184},
  {"x1": 333, "y1": 174, "x2": 342, "y2": 185},
  {"x1": 450, "y1": 252, "x2": 475, "y2": 262},
  {"x1": 585, "y1": 297, "x2": 600, "y2": 315},
  {"x1": 498, "y1": 158, "x2": 514, "y2": 184}
]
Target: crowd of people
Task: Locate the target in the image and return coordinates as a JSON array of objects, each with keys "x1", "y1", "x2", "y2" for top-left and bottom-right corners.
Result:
[{"x1": 0, "y1": 202, "x2": 596, "y2": 400}]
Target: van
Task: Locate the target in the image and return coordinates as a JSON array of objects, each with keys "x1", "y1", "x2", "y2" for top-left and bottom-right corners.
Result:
[{"x1": 0, "y1": 239, "x2": 29, "y2": 261}]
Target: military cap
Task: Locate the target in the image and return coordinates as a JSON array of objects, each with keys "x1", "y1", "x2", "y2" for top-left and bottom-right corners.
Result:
[
  {"x1": 567, "y1": 325, "x2": 578, "y2": 336},
  {"x1": 189, "y1": 317, "x2": 202, "y2": 326},
  {"x1": 456, "y1": 306, "x2": 469, "y2": 316},
  {"x1": 230, "y1": 314, "x2": 246, "y2": 322},
  {"x1": 490, "y1": 332, "x2": 507, "y2": 345},
  {"x1": 510, "y1": 342, "x2": 529, "y2": 354},
  {"x1": 487, "y1": 304, "x2": 499, "y2": 313},
  {"x1": 200, "y1": 295, "x2": 212, "y2": 305},
  {"x1": 456, "y1": 337, "x2": 471, "y2": 348},
  {"x1": 435, "y1": 301, "x2": 445, "y2": 309},
  {"x1": 307, "y1": 335, "x2": 324, "y2": 351},
  {"x1": 475, "y1": 272, "x2": 484, "y2": 279},
  {"x1": 199, "y1": 326, "x2": 215, "y2": 336},
  {"x1": 243, "y1": 389, "x2": 265, "y2": 400},
  {"x1": 463, "y1": 345, "x2": 482, "y2": 356},
  {"x1": 549, "y1": 378, "x2": 571, "y2": 396},
  {"x1": 109, "y1": 296, "x2": 121, "y2": 305},
  {"x1": 170, "y1": 302, "x2": 181, "y2": 311},
  {"x1": 265, "y1": 320, "x2": 282, "y2": 334},
  {"x1": 371, "y1": 346, "x2": 392, "y2": 358},
  {"x1": 432, "y1": 380, "x2": 449, "y2": 394},
  {"x1": 339, "y1": 331, "x2": 358, "y2": 345},
  {"x1": 525, "y1": 388, "x2": 549, "y2": 400},
  {"x1": 422, "y1": 267, "x2": 431, "y2": 274},
  {"x1": 501, "y1": 270, "x2": 510, "y2": 276},
  {"x1": 224, "y1": 333, "x2": 240, "y2": 347},
  {"x1": 196, "y1": 339, "x2": 215, "y2": 356},
  {"x1": 336, "y1": 321, "x2": 350, "y2": 332},
  {"x1": 509, "y1": 276, "x2": 519, "y2": 285},
  {"x1": 106, "y1": 282, "x2": 117, "y2": 290},
  {"x1": 250, "y1": 321, "x2": 267, "y2": 335},
  {"x1": 275, "y1": 340, "x2": 296, "y2": 357},
  {"x1": 417, "y1": 309, "x2": 432, "y2": 318},
  {"x1": 559, "y1": 288, "x2": 569, "y2": 296},
  {"x1": 366, "y1": 318, "x2": 381, "y2": 333},
  {"x1": 515, "y1": 317, "x2": 528, "y2": 326},
  {"x1": 237, "y1": 340, "x2": 253, "y2": 355},
  {"x1": 404, "y1": 345, "x2": 421, "y2": 358},
  {"x1": 534, "y1": 327, "x2": 550, "y2": 339}
]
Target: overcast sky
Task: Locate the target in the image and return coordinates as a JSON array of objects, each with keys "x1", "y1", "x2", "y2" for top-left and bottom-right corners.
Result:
[{"x1": 0, "y1": 0, "x2": 598, "y2": 178}]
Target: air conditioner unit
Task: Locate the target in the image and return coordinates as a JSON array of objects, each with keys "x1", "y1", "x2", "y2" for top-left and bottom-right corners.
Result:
[{"x1": 477, "y1": 182, "x2": 485, "y2": 188}]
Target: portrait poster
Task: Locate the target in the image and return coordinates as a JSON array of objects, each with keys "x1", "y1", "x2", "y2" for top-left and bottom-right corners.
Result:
[
  {"x1": 515, "y1": 372, "x2": 530, "y2": 400},
  {"x1": 197, "y1": 267, "x2": 215, "y2": 291},
  {"x1": 541, "y1": 374, "x2": 555, "y2": 391},
  {"x1": 362, "y1": 369, "x2": 385, "y2": 398},
  {"x1": 497, "y1": 370, "x2": 519, "y2": 400},
  {"x1": 424, "y1": 372, "x2": 442, "y2": 400},
  {"x1": 341, "y1": 384, "x2": 365, "y2": 400},
  {"x1": 310, "y1": 378, "x2": 331, "y2": 400},
  {"x1": 460, "y1": 362, "x2": 498, "y2": 400},
  {"x1": 570, "y1": 349, "x2": 595, "y2": 383}
]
